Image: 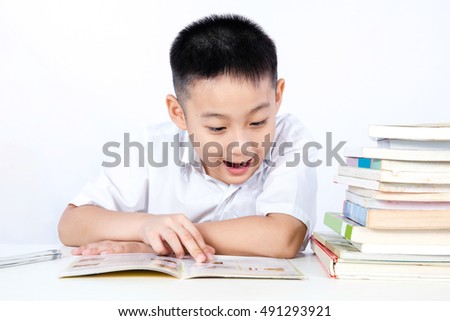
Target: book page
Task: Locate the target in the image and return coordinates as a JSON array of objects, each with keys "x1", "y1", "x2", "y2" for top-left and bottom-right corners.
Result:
[
  {"x1": 182, "y1": 255, "x2": 304, "y2": 279},
  {"x1": 60, "y1": 253, "x2": 182, "y2": 278},
  {"x1": 406, "y1": 123, "x2": 450, "y2": 128}
]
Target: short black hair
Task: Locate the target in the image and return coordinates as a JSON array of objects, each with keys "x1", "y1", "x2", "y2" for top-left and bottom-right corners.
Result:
[{"x1": 169, "y1": 14, "x2": 278, "y2": 102}]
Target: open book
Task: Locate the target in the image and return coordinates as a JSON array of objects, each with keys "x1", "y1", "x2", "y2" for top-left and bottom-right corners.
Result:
[{"x1": 60, "y1": 253, "x2": 305, "y2": 280}]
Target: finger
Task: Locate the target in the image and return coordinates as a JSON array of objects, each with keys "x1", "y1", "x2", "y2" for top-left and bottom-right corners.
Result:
[
  {"x1": 110, "y1": 242, "x2": 155, "y2": 254},
  {"x1": 149, "y1": 235, "x2": 172, "y2": 256},
  {"x1": 71, "y1": 247, "x2": 82, "y2": 255},
  {"x1": 74, "y1": 245, "x2": 95, "y2": 256},
  {"x1": 75, "y1": 244, "x2": 93, "y2": 253},
  {"x1": 180, "y1": 219, "x2": 213, "y2": 259},
  {"x1": 106, "y1": 243, "x2": 153, "y2": 254},
  {"x1": 108, "y1": 245, "x2": 125, "y2": 254},
  {"x1": 171, "y1": 223, "x2": 207, "y2": 262},
  {"x1": 160, "y1": 229, "x2": 185, "y2": 259},
  {"x1": 177, "y1": 220, "x2": 213, "y2": 261},
  {"x1": 97, "y1": 242, "x2": 151, "y2": 255},
  {"x1": 205, "y1": 245, "x2": 216, "y2": 255},
  {"x1": 82, "y1": 241, "x2": 114, "y2": 255},
  {"x1": 128, "y1": 242, "x2": 155, "y2": 253},
  {"x1": 82, "y1": 247, "x2": 100, "y2": 255},
  {"x1": 203, "y1": 245, "x2": 216, "y2": 261}
]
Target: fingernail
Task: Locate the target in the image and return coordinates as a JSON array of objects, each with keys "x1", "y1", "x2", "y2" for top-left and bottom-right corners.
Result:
[
  {"x1": 100, "y1": 251, "x2": 108, "y2": 255},
  {"x1": 207, "y1": 253, "x2": 214, "y2": 261},
  {"x1": 196, "y1": 254, "x2": 206, "y2": 262}
]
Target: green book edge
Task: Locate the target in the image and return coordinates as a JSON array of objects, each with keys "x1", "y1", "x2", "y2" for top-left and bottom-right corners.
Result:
[{"x1": 324, "y1": 212, "x2": 353, "y2": 240}]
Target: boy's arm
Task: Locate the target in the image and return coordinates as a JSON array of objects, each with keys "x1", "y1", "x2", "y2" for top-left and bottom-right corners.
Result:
[
  {"x1": 195, "y1": 213, "x2": 307, "y2": 259},
  {"x1": 58, "y1": 205, "x2": 148, "y2": 245},
  {"x1": 58, "y1": 205, "x2": 214, "y2": 261}
]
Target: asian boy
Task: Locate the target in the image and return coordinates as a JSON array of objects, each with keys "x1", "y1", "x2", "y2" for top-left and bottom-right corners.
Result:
[{"x1": 58, "y1": 14, "x2": 317, "y2": 262}]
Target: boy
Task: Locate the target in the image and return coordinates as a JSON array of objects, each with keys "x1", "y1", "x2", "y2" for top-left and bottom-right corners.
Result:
[{"x1": 58, "y1": 14, "x2": 317, "y2": 262}]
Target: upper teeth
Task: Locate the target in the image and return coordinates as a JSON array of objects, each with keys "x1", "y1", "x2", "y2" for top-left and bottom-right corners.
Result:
[{"x1": 224, "y1": 161, "x2": 243, "y2": 166}]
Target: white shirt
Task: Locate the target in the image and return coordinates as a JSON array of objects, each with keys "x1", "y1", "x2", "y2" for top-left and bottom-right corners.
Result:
[{"x1": 71, "y1": 113, "x2": 317, "y2": 250}]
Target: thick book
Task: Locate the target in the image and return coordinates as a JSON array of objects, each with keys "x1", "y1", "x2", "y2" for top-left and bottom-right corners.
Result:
[
  {"x1": 313, "y1": 231, "x2": 450, "y2": 262},
  {"x1": 311, "y1": 235, "x2": 450, "y2": 280},
  {"x1": 342, "y1": 200, "x2": 450, "y2": 229},
  {"x1": 349, "y1": 240, "x2": 450, "y2": 255},
  {"x1": 339, "y1": 165, "x2": 450, "y2": 185},
  {"x1": 348, "y1": 185, "x2": 450, "y2": 202},
  {"x1": 60, "y1": 253, "x2": 305, "y2": 279},
  {"x1": 334, "y1": 174, "x2": 450, "y2": 193},
  {"x1": 324, "y1": 212, "x2": 450, "y2": 244},
  {"x1": 377, "y1": 139, "x2": 450, "y2": 151},
  {"x1": 346, "y1": 157, "x2": 450, "y2": 173},
  {"x1": 345, "y1": 147, "x2": 450, "y2": 162},
  {"x1": 368, "y1": 123, "x2": 450, "y2": 141},
  {"x1": 345, "y1": 190, "x2": 450, "y2": 210}
]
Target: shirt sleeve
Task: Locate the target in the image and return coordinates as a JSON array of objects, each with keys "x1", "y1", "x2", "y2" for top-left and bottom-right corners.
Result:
[
  {"x1": 255, "y1": 119, "x2": 318, "y2": 251},
  {"x1": 70, "y1": 132, "x2": 149, "y2": 213}
]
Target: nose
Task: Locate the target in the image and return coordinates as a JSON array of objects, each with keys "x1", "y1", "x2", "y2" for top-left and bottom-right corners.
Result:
[{"x1": 225, "y1": 130, "x2": 254, "y2": 159}]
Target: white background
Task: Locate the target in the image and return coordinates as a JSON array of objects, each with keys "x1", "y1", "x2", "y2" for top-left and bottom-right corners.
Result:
[{"x1": 1, "y1": 0, "x2": 449, "y2": 244}]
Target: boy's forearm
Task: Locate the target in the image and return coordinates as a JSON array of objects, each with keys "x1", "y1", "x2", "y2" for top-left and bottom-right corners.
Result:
[
  {"x1": 59, "y1": 205, "x2": 307, "y2": 258},
  {"x1": 58, "y1": 205, "x2": 149, "y2": 246},
  {"x1": 195, "y1": 214, "x2": 307, "y2": 259}
]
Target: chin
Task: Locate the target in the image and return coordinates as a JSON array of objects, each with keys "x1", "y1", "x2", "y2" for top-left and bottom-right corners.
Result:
[
  {"x1": 223, "y1": 175, "x2": 251, "y2": 185},
  {"x1": 221, "y1": 166, "x2": 258, "y2": 185}
]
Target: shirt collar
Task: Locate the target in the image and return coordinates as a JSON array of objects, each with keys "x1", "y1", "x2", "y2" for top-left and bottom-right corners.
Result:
[
  {"x1": 179, "y1": 131, "x2": 200, "y2": 166},
  {"x1": 178, "y1": 131, "x2": 204, "y2": 179}
]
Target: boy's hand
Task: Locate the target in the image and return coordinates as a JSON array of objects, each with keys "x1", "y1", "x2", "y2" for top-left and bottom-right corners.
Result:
[
  {"x1": 140, "y1": 214, "x2": 215, "y2": 262},
  {"x1": 72, "y1": 240, "x2": 154, "y2": 256}
]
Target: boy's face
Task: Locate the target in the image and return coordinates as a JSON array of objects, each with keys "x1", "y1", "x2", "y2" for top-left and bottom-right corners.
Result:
[{"x1": 167, "y1": 75, "x2": 285, "y2": 185}]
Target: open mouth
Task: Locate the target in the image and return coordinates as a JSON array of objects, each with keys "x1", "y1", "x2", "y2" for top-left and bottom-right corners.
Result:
[{"x1": 223, "y1": 159, "x2": 252, "y2": 168}]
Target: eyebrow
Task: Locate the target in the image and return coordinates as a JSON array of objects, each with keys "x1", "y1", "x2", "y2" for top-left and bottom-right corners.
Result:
[{"x1": 200, "y1": 102, "x2": 270, "y2": 119}]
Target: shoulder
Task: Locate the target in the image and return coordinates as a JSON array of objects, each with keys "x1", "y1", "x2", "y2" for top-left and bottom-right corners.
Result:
[
  {"x1": 143, "y1": 121, "x2": 184, "y2": 143},
  {"x1": 273, "y1": 113, "x2": 314, "y2": 149},
  {"x1": 262, "y1": 113, "x2": 317, "y2": 168}
]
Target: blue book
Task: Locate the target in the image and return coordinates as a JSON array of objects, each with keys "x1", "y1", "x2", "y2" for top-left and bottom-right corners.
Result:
[
  {"x1": 346, "y1": 157, "x2": 380, "y2": 169},
  {"x1": 345, "y1": 156, "x2": 450, "y2": 173},
  {"x1": 342, "y1": 201, "x2": 367, "y2": 226},
  {"x1": 342, "y1": 200, "x2": 450, "y2": 229}
]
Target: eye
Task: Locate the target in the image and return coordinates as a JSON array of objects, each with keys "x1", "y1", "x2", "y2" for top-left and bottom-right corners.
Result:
[
  {"x1": 208, "y1": 127, "x2": 226, "y2": 133},
  {"x1": 250, "y1": 119, "x2": 267, "y2": 127}
]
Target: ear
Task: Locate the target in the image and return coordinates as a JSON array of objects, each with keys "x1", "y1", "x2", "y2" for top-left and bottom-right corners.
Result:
[
  {"x1": 166, "y1": 94, "x2": 187, "y2": 130},
  {"x1": 275, "y1": 78, "x2": 285, "y2": 112}
]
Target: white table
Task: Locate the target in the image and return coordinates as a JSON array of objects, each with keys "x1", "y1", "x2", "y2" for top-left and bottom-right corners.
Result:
[{"x1": 1, "y1": 244, "x2": 450, "y2": 301}]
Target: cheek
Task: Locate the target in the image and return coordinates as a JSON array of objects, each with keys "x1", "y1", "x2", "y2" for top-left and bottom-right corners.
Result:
[
  {"x1": 200, "y1": 142, "x2": 224, "y2": 159},
  {"x1": 194, "y1": 134, "x2": 226, "y2": 161},
  {"x1": 250, "y1": 127, "x2": 276, "y2": 147}
]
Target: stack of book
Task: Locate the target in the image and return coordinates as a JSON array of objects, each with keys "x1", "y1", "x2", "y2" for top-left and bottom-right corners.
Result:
[{"x1": 311, "y1": 123, "x2": 450, "y2": 280}]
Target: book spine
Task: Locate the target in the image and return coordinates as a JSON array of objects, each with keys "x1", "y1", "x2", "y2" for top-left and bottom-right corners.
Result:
[
  {"x1": 346, "y1": 157, "x2": 381, "y2": 170},
  {"x1": 363, "y1": 147, "x2": 450, "y2": 162},
  {"x1": 311, "y1": 236, "x2": 339, "y2": 261},
  {"x1": 343, "y1": 201, "x2": 368, "y2": 226},
  {"x1": 324, "y1": 212, "x2": 354, "y2": 240},
  {"x1": 358, "y1": 158, "x2": 372, "y2": 168},
  {"x1": 310, "y1": 238, "x2": 336, "y2": 278},
  {"x1": 371, "y1": 159, "x2": 381, "y2": 170},
  {"x1": 346, "y1": 157, "x2": 358, "y2": 167}
]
